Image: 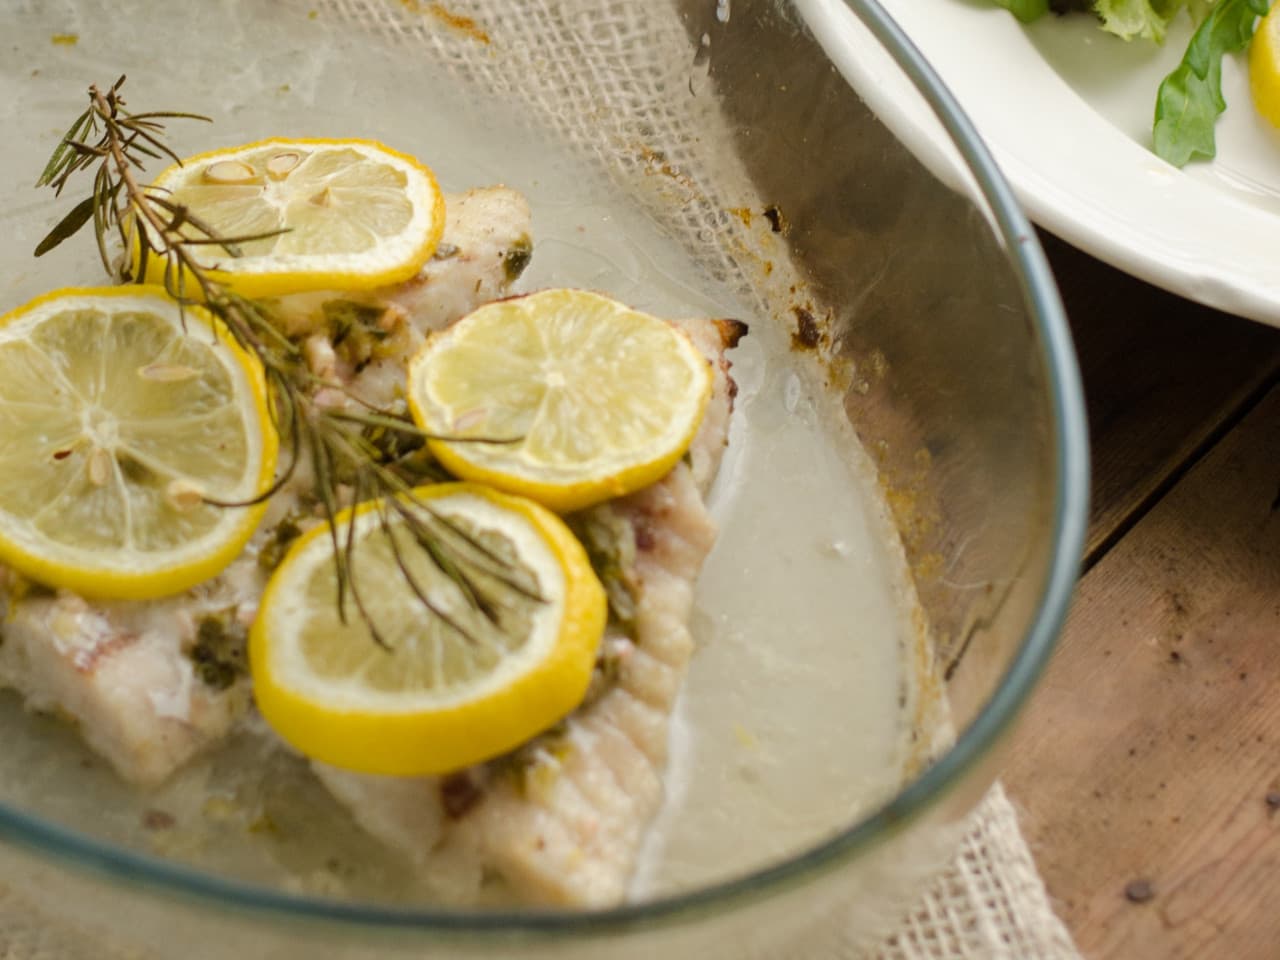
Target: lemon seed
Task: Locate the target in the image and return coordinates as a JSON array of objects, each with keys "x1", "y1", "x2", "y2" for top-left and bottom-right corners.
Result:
[
  {"x1": 202, "y1": 160, "x2": 257, "y2": 185},
  {"x1": 139, "y1": 363, "x2": 199, "y2": 382},
  {"x1": 166, "y1": 479, "x2": 207, "y2": 512},
  {"x1": 452, "y1": 408, "x2": 487, "y2": 432},
  {"x1": 266, "y1": 152, "x2": 303, "y2": 180}
]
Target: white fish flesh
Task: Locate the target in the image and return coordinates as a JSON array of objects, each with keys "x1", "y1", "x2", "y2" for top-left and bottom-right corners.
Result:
[
  {"x1": 314, "y1": 315, "x2": 746, "y2": 906},
  {"x1": 0, "y1": 187, "x2": 533, "y2": 786}
]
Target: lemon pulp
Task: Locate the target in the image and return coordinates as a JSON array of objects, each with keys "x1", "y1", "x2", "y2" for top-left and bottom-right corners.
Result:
[
  {"x1": 406, "y1": 289, "x2": 713, "y2": 513},
  {"x1": 251, "y1": 483, "x2": 606, "y2": 775},
  {"x1": 0, "y1": 287, "x2": 277, "y2": 599},
  {"x1": 139, "y1": 138, "x2": 445, "y2": 298}
]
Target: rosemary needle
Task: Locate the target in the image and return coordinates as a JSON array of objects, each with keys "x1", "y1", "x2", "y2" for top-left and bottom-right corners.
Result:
[{"x1": 32, "y1": 75, "x2": 536, "y2": 643}]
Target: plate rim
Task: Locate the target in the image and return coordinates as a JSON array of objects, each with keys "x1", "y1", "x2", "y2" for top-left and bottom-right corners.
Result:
[{"x1": 868, "y1": 0, "x2": 1280, "y2": 329}]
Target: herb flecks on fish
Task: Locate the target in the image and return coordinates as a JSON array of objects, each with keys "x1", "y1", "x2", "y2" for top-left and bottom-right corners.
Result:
[
  {"x1": 321, "y1": 299, "x2": 393, "y2": 373},
  {"x1": 502, "y1": 236, "x2": 533, "y2": 283},
  {"x1": 567, "y1": 507, "x2": 638, "y2": 629},
  {"x1": 32, "y1": 76, "x2": 535, "y2": 648},
  {"x1": 257, "y1": 515, "x2": 306, "y2": 573},
  {"x1": 491, "y1": 724, "x2": 572, "y2": 801},
  {"x1": 187, "y1": 612, "x2": 248, "y2": 691}
]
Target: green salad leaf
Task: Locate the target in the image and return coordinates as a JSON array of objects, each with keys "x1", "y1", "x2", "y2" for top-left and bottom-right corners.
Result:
[
  {"x1": 991, "y1": 0, "x2": 1051, "y2": 22},
  {"x1": 1096, "y1": 0, "x2": 1187, "y2": 41},
  {"x1": 1152, "y1": 0, "x2": 1269, "y2": 165},
  {"x1": 990, "y1": 0, "x2": 1190, "y2": 33},
  {"x1": 990, "y1": 0, "x2": 1271, "y2": 166}
]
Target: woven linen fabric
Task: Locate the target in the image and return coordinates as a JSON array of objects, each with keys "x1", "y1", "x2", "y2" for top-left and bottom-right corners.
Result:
[
  {"x1": 311, "y1": 4, "x2": 1080, "y2": 957},
  {"x1": 309, "y1": 3, "x2": 1083, "y2": 958},
  {"x1": 868, "y1": 784, "x2": 1079, "y2": 960},
  {"x1": 0, "y1": 1, "x2": 1081, "y2": 956},
  {"x1": 0, "y1": 783, "x2": 1077, "y2": 959}
]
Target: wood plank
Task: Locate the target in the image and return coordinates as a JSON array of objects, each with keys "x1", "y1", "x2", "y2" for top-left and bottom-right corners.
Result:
[
  {"x1": 1039, "y1": 230, "x2": 1280, "y2": 562},
  {"x1": 1002, "y1": 384, "x2": 1280, "y2": 959}
]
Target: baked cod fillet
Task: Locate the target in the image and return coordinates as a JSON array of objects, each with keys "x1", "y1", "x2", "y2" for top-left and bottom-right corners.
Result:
[
  {"x1": 0, "y1": 187, "x2": 532, "y2": 786},
  {"x1": 315, "y1": 314, "x2": 745, "y2": 907}
]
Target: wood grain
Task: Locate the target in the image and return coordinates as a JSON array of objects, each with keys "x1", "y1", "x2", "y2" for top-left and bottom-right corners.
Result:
[
  {"x1": 1039, "y1": 231, "x2": 1280, "y2": 563},
  {"x1": 1002, "y1": 385, "x2": 1280, "y2": 959}
]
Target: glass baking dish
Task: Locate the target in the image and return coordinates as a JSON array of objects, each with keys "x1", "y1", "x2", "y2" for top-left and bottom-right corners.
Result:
[{"x1": 0, "y1": 0, "x2": 1086, "y2": 956}]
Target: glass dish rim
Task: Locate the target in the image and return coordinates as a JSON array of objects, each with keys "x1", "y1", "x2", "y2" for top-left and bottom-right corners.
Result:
[{"x1": 0, "y1": 0, "x2": 1090, "y2": 940}]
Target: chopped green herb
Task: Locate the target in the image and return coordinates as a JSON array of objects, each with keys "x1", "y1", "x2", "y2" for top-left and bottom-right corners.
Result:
[
  {"x1": 188, "y1": 612, "x2": 248, "y2": 690},
  {"x1": 258, "y1": 516, "x2": 304, "y2": 572},
  {"x1": 567, "y1": 507, "x2": 638, "y2": 629},
  {"x1": 492, "y1": 724, "x2": 571, "y2": 798},
  {"x1": 502, "y1": 237, "x2": 533, "y2": 282},
  {"x1": 321, "y1": 299, "x2": 391, "y2": 372}
]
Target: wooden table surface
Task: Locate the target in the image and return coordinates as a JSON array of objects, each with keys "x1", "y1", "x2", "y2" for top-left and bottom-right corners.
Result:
[{"x1": 1001, "y1": 232, "x2": 1280, "y2": 959}]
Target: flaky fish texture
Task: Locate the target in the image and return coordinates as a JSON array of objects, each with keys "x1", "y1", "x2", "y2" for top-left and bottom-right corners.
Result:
[
  {"x1": 0, "y1": 180, "x2": 748, "y2": 909},
  {"x1": 314, "y1": 314, "x2": 745, "y2": 906},
  {"x1": 0, "y1": 188, "x2": 532, "y2": 786}
]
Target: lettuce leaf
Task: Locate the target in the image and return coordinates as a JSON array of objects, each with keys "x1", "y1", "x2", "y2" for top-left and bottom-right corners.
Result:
[
  {"x1": 987, "y1": 0, "x2": 1267, "y2": 166},
  {"x1": 1152, "y1": 0, "x2": 1269, "y2": 165},
  {"x1": 1095, "y1": 0, "x2": 1187, "y2": 41},
  {"x1": 989, "y1": 0, "x2": 1211, "y2": 37}
]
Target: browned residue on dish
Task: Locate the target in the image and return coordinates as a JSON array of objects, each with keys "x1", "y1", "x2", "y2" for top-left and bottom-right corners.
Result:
[
  {"x1": 880, "y1": 448, "x2": 941, "y2": 566},
  {"x1": 636, "y1": 145, "x2": 695, "y2": 191},
  {"x1": 762, "y1": 204, "x2": 786, "y2": 234},
  {"x1": 727, "y1": 207, "x2": 753, "y2": 228},
  {"x1": 790, "y1": 305, "x2": 823, "y2": 351},
  {"x1": 399, "y1": 0, "x2": 492, "y2": 44},
  {"x1": 714, "y1": 318, "x2": 748, "y2": 410},
  {"x1": 714, "y1": 317, "x2": 749, "y2": 352}
]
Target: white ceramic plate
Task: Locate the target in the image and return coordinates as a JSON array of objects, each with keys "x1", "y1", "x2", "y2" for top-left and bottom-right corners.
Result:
[{"x1": 810, "y1": 0, "x2": 1280, "y2": 328}]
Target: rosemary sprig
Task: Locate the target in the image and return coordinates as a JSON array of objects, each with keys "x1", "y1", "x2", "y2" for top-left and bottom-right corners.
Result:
[{"x1": 34, "y1": 76, "x2": 541, "y2": 648}]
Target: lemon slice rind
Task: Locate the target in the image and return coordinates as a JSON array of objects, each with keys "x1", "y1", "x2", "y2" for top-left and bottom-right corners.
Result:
[
  {"x1": 251, "y1": 483, "x2": 606, "y2": 776},
  {"x1": 0, "y1": 286, "x2": 277, "y2": 600},
  {"x1": 406, "y1": 289, "x2": 713, "y2": 513},
  {"x1": 138, "y1": 138, "x2": 445, "y2": 298}
]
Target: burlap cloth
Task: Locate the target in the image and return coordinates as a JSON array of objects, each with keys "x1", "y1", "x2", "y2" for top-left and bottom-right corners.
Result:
[
  {"x1": 869, "y1": 784, "x2": 1078, "y2": 959},
  {"x1": 0, "y1": 783, "x2": 1075, "y2": 959},
  {"x1": 313, "y1": 2, "x2": 1081, "y2": 957},
  {"x1": 0, "y1": 1, "x2": 1080, "y2": 956}
]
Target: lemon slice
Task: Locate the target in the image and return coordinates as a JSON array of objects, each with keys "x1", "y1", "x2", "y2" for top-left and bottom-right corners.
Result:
[
  {"x1": 0, "y1": 287, "x2": 277, "y2": 599},
  {"x1": 1251, "y1": 4, "x2": 1280, "y2": 129},
  {"x1": 251, "y1": 483, "x2": 606, "y2": 775},
  {"x1": 138, "y1": 138, "x2": 445, "y2": 298},
  {"x1": 406, "y1": 289, "x2": 713, "y2": 513}
]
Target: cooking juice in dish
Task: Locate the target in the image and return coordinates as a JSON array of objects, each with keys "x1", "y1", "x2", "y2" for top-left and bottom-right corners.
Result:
[{"x1": 0, "y1": 1, "x2": 933, "y2": 900}]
